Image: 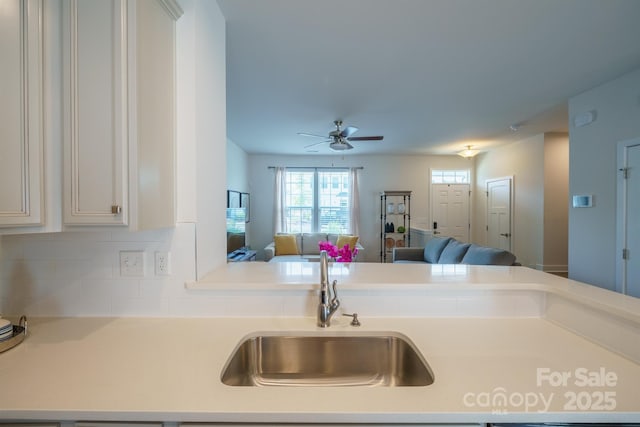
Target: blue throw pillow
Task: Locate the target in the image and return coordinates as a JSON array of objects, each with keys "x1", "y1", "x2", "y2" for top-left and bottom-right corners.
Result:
[
  {"x1": 423, "y1": 237, "x2": 453, "y2": 263},
  {"x1": 438, "y1": 239, "x2": 471, "y2": 263}
]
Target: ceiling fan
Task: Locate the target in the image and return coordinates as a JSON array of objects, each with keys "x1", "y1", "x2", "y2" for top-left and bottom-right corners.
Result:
[{"x1": 298, "y1": 120, "x2": 384, "y2": 151}]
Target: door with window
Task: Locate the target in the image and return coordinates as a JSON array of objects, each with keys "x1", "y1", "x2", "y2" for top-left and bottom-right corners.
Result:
[
  {"x1": 431, "y1": 184, "x2": 470, "y2": 242},
  {"x1": 617, "y1": 139, "x2": 640, "y2": 297},
  {"x1": 486, "y1": 177, "x2": 513, "y2": 252}
]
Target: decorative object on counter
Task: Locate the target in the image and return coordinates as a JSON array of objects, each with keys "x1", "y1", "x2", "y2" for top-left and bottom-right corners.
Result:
[
  {"x1": 0, "y1": 315, "x2": 27, "y2": 353},
  {"x1": 318, "y1": 240, "x2": 359, "y2": 262},
  {"x1": 397, "y1": 203, "x2": 405, "y2": 214},
  {"x1": 0, "y1": 318, "x2": 12, "y2": 341}
]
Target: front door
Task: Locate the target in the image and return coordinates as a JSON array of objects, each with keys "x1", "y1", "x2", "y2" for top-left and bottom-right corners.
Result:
[
  {"x1": 431, "y1": 184, "x2": 470, "y2": 242},
  {"x1": 617, "y1": 139, "x2": 640, "y2": 297},
  {"x1": 486, "y1": 177, "x2": 512, "y2": 251}
]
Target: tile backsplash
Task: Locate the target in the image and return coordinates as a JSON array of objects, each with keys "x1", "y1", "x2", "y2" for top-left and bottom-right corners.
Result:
[{"x1": 0, "y1": 223, "x2": 196, "y2": 317}]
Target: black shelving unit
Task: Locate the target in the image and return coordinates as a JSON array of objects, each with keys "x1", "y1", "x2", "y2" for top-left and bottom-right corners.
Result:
[{"x1": 380, "y1": 191, "x2": 411, "y2": 263}]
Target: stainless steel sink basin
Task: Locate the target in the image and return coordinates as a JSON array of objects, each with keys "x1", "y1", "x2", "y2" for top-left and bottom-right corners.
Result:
[{"x1": 220, "y1": 331, "x2": 434, "y2": 387}]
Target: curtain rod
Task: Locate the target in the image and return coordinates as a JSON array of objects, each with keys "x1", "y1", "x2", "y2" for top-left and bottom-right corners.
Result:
[{"x1": 267, "y1": 166, "x2": 364, "y2": 170}]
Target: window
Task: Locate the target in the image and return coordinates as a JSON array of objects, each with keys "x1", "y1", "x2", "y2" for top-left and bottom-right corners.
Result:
[
  {"x1": 431, "y1": 169, "x2": 470, "y2": 184},
  {"x1": 284, "y1": 169, "x2": 350, "y2": 233}
]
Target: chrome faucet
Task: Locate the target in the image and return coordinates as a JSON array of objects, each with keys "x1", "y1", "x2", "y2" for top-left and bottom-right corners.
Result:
[{"x1": 317, "y1": 250, "x2": 340, "y2": 327}]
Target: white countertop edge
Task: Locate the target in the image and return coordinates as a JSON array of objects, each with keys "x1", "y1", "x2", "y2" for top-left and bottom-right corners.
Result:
[{"x1": 2, "y1": 410, "x2": 640, "y2": 424}]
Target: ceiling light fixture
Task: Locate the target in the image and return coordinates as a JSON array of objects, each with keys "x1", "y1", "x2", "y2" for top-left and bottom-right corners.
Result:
[
  {"x1": 329, "y1": 137, "x2": 353, "y2": 151},
  {"x1": 457, "y1": 145, "x2": 480, "y2": 158}
]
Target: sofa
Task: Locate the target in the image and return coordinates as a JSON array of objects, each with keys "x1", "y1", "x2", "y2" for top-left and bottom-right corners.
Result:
[
  {"x1": 265, "y1": 232, "x2": 364, "y2": 262},
  {"x1": 392, "y1": 236, "x2": 517, "y2": 265}
]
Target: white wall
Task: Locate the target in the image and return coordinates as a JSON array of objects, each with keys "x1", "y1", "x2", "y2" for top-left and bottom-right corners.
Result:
[
  {"x1": 475, "y1": 133, "x2": 569, "y2": 271},
  {"x1": 248, "y1": 153, "x2": 473, "y2": 262},
  {"x1": 475, "y1": 135, "x2": 545, "y2": 268},
  {"x1": 190, "y1": 0, "x2": 227, "y2": 279},
  {"x1": 0, "y1": 0, "x2": 227, "y2": 317},
  {"x1": 568, "y1": 67, "x2": 640, "y2": 290},
  {"x1": 226, "y1": 139, "x2": 249, "y2": 193}
]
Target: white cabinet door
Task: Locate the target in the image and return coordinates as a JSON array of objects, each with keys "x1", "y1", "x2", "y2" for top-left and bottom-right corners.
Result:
[
  {"x1": 0, "y1": 0, "x2": 44, "y2": 228},
  {"x1": 128, "y1": 0, "x2": 180, "y2": 230},
  {"x1": 62, "y1": 0, "x2": 128, "y2": 226},
  {"x1": 61, "y1": 0, "x2": 181, "y2": 229}
]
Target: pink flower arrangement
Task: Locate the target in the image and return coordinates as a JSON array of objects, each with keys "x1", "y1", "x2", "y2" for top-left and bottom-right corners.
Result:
[{"x1": 318, "y1": 241, "x2": 358, "y2": 263}]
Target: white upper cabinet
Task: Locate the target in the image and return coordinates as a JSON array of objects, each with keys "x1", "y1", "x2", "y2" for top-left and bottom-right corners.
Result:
[
  {"x1": 0, "y1": 0, "x2": 44, "y2": 228},
  {"x1": 62, "y1": 0, "x2": 181, "y2": 229},
  {"x1": 62, "y1": 0, "x2": 128, "y2": 225},
  {"x1": 128, "y1": 0, "x2": 182, "y2": 230}
]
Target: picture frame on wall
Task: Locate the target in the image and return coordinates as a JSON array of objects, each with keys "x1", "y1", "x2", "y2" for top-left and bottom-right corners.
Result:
[
  {"x1": 227, "y1": 190, "x2": 240, "y2": 208},
  {"x1": 240, "y1": 192, "x2": 250, "y2": 222}
]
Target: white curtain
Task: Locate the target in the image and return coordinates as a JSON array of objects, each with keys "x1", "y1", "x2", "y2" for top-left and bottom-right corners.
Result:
[
  {"x1": 273, "y1": 167, "x2": 286, "y2": 234},
  {"x1": 349, "y1": 167, "x2": 361, "y2": 236}
]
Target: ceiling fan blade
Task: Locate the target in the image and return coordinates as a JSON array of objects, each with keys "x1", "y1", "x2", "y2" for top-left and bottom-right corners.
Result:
[
  {"x1": 340, "y1": 126, "x2": 359, "y2": 138},
  {"x1": 304, "y1": 140, "x2": 329, "y2": 149},
  {"x1": 298, "y1": 132, "x2": 327, "y2": 139},
  {"x1": 347, "y1": 135, "x2": 384, "y2": 141}
]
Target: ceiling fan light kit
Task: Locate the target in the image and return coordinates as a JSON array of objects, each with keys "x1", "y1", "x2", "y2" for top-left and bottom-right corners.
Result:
[
  {"x1": 329, "y1": 140, "x2": 353, "y2": 151},
  {"x1": 300, "y1": 120, "x2": 384, "y2": 151}
]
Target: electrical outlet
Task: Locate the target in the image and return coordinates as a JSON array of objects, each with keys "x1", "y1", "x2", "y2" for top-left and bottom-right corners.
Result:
[
  {"x1": 155, "y1": 251, "x2": 171, "y2": 276},
  {"x1": 120, "y1": 251, "x2": 145, "y2": 277}
]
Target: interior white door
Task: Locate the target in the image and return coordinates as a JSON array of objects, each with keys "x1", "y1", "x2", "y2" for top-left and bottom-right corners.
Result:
[
  {"x1": 618, "y1": 139, "x2": 640, "y2": 297},
  {"x1": 486, "y1": 178, "x2": 512, "y2": 251},
  {"x1": 431, "y1": 184, "x2": 470, "y2": 242}
]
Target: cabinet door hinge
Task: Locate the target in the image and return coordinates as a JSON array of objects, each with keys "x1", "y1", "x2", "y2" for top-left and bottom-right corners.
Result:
[{"x1": 622, "y1": 248, "x2": 629, "y2": 260}]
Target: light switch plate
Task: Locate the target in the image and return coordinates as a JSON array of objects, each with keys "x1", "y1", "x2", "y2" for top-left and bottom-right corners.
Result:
[{"x1": 120, "y1": 251, "x2": 145, "y2": 276}]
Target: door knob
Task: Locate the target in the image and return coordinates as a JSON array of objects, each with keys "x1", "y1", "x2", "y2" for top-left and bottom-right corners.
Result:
[{"x1": 500, "y1": 233, "x2": 511, "y2": 237}]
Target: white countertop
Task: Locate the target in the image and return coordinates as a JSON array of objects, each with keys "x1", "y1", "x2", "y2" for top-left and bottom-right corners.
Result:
[
  {"x1": 1, "y1": 263, "x2": 640, "y2": 424},
  {"x1": 0, "y1": 315, "x2": 639, "y2": 424}
]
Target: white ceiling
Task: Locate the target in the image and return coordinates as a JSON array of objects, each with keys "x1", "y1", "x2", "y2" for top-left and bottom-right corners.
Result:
[{"x1": 217, "y1": 0, "x2": 640, "y2": 156}]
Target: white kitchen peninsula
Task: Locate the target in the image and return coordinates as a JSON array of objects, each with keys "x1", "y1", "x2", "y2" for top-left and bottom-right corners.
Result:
[{"x1": 1, "y1": 263, "x2": 639, "y2": 424}]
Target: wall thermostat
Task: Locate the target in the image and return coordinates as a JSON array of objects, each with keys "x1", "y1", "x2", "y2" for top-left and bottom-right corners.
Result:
[{"x1": 572, "y1": 195, "x2": 593, "y2": 208}]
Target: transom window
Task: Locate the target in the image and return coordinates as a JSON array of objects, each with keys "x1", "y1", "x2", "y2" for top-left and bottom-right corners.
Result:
[
  {"x1": 431, "y1": 169, "x2": 470, "y2": 184},
  {"x1": 284, "y1": 169, "x2": 350, "y2": 233}
]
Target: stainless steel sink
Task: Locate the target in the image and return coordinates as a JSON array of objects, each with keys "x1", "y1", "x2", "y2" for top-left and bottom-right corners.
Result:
[{"x1": 220, "y1": 331, "x2": 434, "y2": 387}]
